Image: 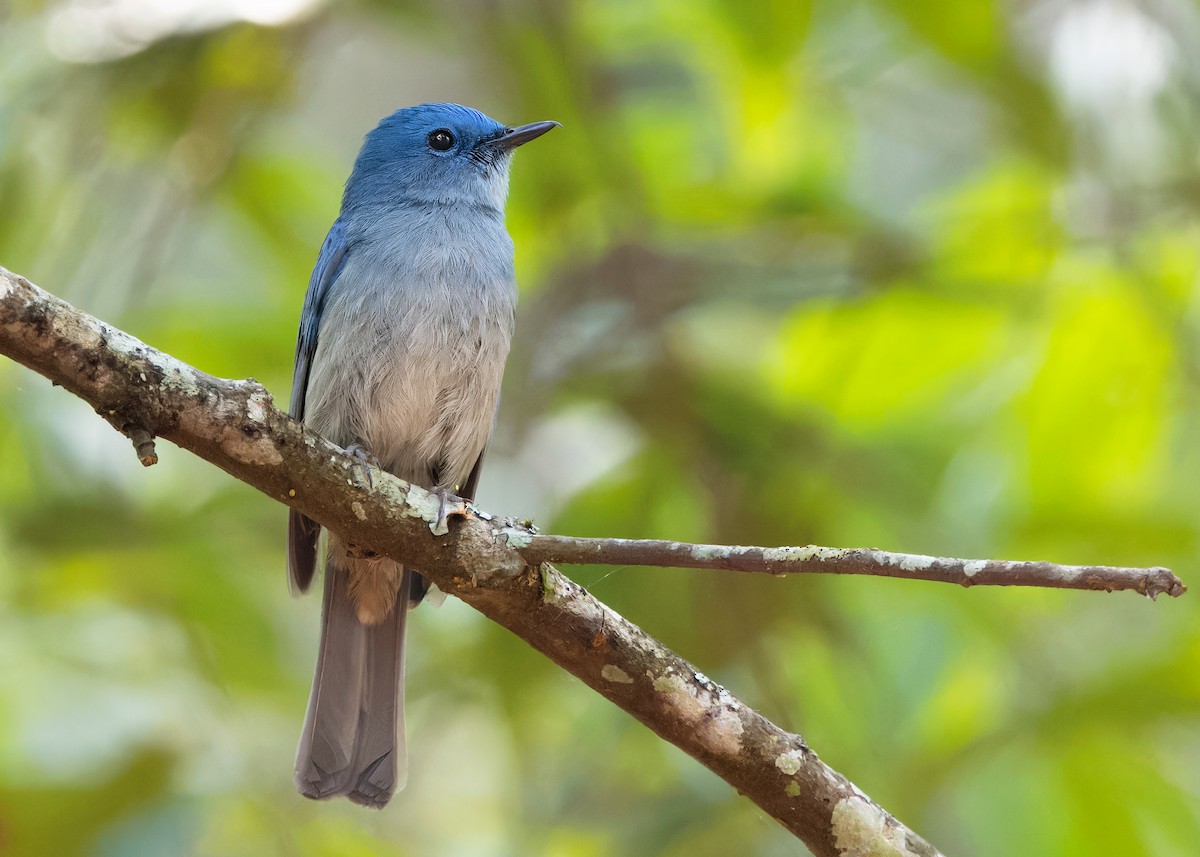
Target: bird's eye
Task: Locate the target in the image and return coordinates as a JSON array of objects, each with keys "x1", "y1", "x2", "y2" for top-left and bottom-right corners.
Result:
[{"x1": 428, "y1": 129, "x2": 455, "y2": 151}]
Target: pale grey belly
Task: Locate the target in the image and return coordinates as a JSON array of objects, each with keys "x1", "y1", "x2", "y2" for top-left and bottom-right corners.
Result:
[{"x1": 303, "y1": 292, "x2": 513, "y2": 490}]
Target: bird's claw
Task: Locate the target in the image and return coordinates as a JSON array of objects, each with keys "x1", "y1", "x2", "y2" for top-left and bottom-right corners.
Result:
[
  {"x1": 430, "y1": 485, "x2": 470, "y2": 536},
  {"x1": 344, "y1": 443, "x2": 380, "y2": 489}
]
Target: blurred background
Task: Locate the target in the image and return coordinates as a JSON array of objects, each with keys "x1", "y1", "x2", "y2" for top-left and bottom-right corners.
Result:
[{"x1": 1, "y1": 0, "x2": 1199, "y2": 854}]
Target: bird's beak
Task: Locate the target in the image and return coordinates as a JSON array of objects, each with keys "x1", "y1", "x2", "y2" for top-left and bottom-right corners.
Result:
[{"x1": 490, "y1": 120, "x2": 561, "y2": 151}]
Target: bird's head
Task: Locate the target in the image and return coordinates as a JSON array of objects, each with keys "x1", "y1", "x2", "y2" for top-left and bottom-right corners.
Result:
[{"x1": 343, "y1": 102, "x2": 558, "y2": 214}]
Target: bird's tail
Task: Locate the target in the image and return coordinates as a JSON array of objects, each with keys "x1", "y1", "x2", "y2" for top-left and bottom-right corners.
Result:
[{"x1": 294, "y1": 558, "x2": 410, "y2": 808}]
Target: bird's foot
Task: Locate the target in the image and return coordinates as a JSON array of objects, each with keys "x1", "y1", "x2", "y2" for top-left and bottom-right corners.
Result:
[
  {"x1": 429, "y1": 484, "x2": 470, "y2": 536},
  {"x1": 344, "y1": 443, "x2": 380, "y2": 489}
]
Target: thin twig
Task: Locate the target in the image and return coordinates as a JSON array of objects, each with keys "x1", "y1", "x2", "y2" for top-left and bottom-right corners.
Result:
[
  {"x1": 126, "y1": 426, "x2": 159, "y2": 466},
  {"x1": 517, "y1": 536, "x2": 1185, "y2": 599}
]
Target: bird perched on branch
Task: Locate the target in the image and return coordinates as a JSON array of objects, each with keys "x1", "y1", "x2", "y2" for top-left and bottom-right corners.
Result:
[{"x1": 287, "y1": 102, "x2": 558, "y2": 807}]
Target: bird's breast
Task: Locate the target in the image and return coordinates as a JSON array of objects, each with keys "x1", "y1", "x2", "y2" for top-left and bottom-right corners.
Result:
[{"x1": 303, "y1": 215, "x2": 517, "y2": 487}]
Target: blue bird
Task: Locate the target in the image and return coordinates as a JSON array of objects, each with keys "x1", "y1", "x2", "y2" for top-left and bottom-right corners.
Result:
[{"x1": 288, "y1": 103, "x2": 557, "y2": 807}]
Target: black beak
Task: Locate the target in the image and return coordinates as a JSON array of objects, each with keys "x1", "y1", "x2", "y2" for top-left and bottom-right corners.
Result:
[{"x1": 490, "y1": 120, "x2": 561, "y2": 151}]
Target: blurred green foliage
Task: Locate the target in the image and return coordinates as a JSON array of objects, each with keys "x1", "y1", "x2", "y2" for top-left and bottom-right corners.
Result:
[{"x1": 2, "y1": 1, "x2": 1200, "y2": 855}]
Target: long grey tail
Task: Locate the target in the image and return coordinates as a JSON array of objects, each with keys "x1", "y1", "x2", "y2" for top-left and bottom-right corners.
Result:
[{"x1": 294, "y1": 560, "x2": 410, "y2": 808}]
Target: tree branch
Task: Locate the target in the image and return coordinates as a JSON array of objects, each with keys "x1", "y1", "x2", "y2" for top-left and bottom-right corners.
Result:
[
  {"x1": 0, "y1": 265, "x2": 1181, "y2": 855},
  {"x1": 518, "y1": 536, "x2": 1184, "y2": 598}
]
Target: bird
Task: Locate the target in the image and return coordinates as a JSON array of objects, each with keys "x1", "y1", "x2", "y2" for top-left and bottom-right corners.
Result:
[{"x1": 287, "y1": 102, "x2": 558, "y2": 808}]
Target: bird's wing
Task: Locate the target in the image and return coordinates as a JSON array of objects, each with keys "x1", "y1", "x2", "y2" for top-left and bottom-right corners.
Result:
[
  {"x1": 291, "y1": 218, "x2": 349, "y2": 421},
  {"x1": 288, "y1": 218, "x2": 350, "y2": 595},
  {"x1": 460, "y1": 448, "x2": 486, "y2": 501}
]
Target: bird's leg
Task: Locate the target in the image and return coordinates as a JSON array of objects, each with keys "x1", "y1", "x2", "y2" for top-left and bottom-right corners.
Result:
[
  {"x1": 344, "y1": 442, "x2": 380, "y2": 490},
  {"x1": 342, "y1": 443, "x2": 383, "y2": 559}
]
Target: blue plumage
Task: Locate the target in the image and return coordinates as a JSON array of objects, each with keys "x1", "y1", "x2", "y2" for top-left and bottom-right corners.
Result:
[{"x1": 288, "y1": 102, "x2": 557, "y2": 807}]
